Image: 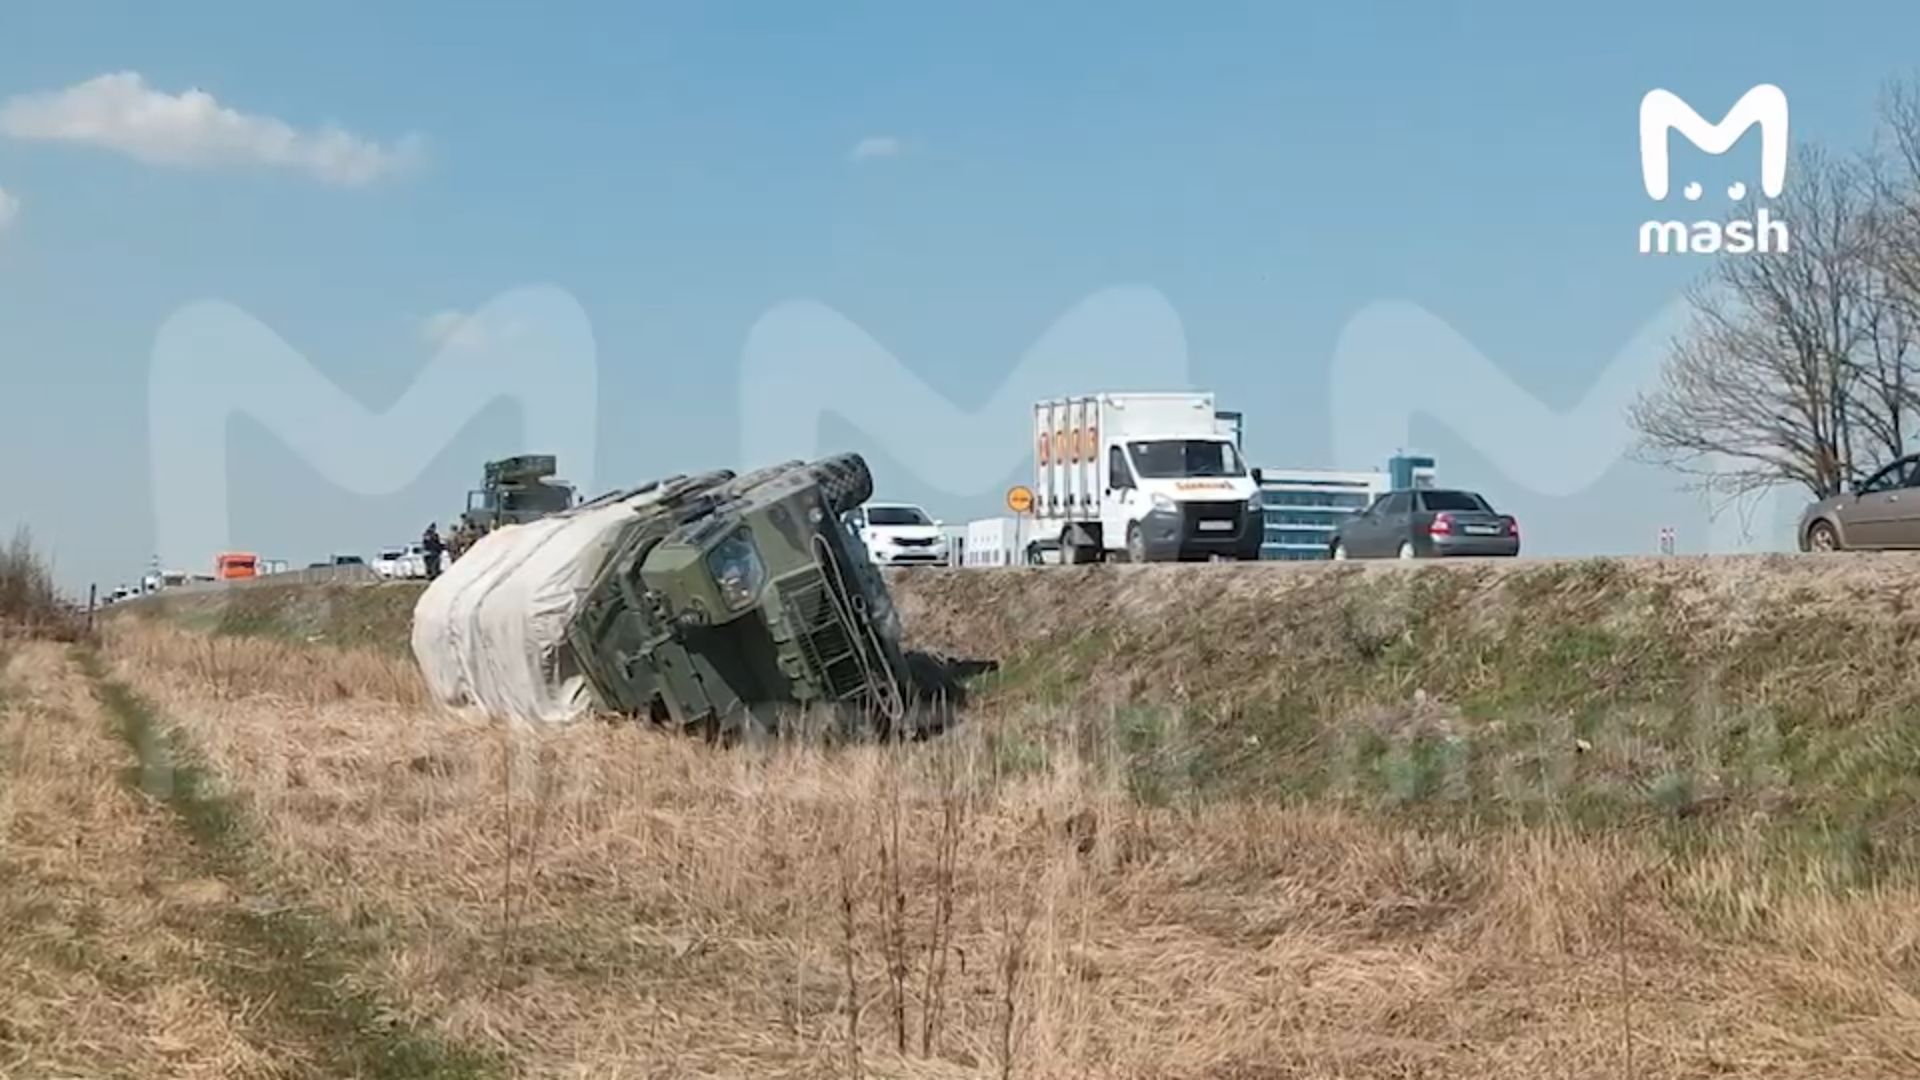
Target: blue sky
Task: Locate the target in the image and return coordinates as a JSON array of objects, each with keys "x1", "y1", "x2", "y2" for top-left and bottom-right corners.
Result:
[{"x1": 1, "y1": 1, "x2": 1915, "y2": 588}]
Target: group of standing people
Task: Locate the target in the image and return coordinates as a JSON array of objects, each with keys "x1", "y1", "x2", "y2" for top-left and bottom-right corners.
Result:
[{"x1": 418, "y1": 519, "x2": 489, "y2": 580}]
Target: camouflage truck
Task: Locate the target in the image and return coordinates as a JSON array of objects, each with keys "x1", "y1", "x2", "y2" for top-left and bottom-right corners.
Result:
[
  {"x1": 413, "y1": 453, "x2": 956, "y2": 738},
  {"x1": 460, "y1": 454, "x2": 578, "y2": 535}
]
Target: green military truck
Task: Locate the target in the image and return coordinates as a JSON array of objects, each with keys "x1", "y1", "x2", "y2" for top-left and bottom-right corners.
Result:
[
  {"x1": 460, "y1": 454, "x2": 579, "y2": 535},
  {"x1": 413, "y1": 453, "x2": 966, "y2": 739}
]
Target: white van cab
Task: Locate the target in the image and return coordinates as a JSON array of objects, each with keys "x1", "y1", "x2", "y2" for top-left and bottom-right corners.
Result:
[{"x1": 1031, "y1": 391, "x2": 1263, "y2": 563}]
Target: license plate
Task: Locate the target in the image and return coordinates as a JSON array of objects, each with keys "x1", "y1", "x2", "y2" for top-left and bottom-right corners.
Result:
[
  {"x1": 1198, "y1": 520, "x2": 1233, "y2": 531},
  {"x1": 1464, "y1": 524, "x2": 1498, "y2": 535}
]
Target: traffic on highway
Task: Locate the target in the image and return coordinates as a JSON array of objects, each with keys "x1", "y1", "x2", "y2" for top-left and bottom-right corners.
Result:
[{"x1": 103, "y1": 385, "x2": 1899, "y2": 604}]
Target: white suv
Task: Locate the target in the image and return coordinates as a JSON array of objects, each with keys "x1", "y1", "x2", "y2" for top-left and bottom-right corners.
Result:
[{"x1": 844, "y1": 502, "x2": 951, "y2": 567}]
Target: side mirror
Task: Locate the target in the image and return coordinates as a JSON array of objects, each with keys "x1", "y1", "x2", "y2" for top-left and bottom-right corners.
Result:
[{"x1": 1251, "y1": 467, "x2": 1263, "y2": 485}]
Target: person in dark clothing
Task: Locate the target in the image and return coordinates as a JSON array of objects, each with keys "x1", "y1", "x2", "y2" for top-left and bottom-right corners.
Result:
[{"x1": 422, "y1": 523, "x2": 446, "y2": 579}]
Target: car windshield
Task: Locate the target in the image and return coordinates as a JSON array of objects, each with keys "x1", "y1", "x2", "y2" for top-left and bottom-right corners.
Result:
[
  {"x1": 1420, "y1": 490, "x2": 1492, "y2": 512},
  {"x1": 1127, "y1": 439, "x2": 1246, "y2": 479},
  {"x1": 867, "y1": 506, "x2": 931, "y2": 526}
]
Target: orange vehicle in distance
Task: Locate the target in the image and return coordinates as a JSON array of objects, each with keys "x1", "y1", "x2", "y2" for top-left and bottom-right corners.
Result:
[{"x1": 214, "y1": 552, "x2": 259, "y2": 580}]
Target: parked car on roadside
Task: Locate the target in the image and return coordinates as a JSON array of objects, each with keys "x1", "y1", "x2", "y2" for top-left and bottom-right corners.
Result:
[
  {"x1": 1799, "y1": 453, "x2": 1920, "y2": 551},
  {"x1": 1329, "y1": 488, "x2": 1519, "y2": 560},
  {"x1": 842, "y1": 502, "x2": 953, "y2": 567},
  {"x1": 370, "y1": 544, "x2": 427, "y2": 579},
  {"x1": 372, "y1": 547, "x2": 408, "y2": 579}
]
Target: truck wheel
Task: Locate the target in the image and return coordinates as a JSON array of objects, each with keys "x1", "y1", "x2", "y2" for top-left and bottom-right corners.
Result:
[
  {"x1": 809, "y1": 454, "x2": 875, "y2": 516},
  {"x1": 1126, "y1": 524, "x2": 1147, "y2": 564}
]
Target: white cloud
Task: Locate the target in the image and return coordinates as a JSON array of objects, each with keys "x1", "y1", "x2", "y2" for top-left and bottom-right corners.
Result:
[
  {"x1": 0, "y1": 72, "x2": 422, "y2": 186},
  {"x1": 849, "y1": 135, "x2": 903, "y2": 162},
  {"x1": 0, "y1": 187, "x2": 17, "y2": 233}
]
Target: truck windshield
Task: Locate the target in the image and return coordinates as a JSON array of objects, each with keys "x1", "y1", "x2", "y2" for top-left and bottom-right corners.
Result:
[
  {"x1": 1127, "y1": 440, "x2": 1246, "y2": 479},
  {"x1": 867, "y1": 506, "x2": 931, "y2": 525}
]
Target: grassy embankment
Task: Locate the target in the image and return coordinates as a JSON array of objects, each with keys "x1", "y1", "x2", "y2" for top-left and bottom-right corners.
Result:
[{"x1": 14, "y1": 553, "x2": 1920, "y2": 1076}]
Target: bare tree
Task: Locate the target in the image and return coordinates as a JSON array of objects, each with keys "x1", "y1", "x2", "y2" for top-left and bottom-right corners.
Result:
[
  {"x1": 1856, "y1": 76, "x2": 1920, "y2": 458},
  {"x1": 1631, "y1": 147, "x2": 1882, "y2": 500}
]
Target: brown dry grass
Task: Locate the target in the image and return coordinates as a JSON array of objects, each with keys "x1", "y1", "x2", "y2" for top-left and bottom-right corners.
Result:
[
  {"x1": 0, "y1": 528, "x2": 90, "y2": 642},
  {"x1": 0, "y1": 639, "x2": 282, "y2": 1078},
  {"x1": 91, "y1": 612, "x2": 1920, "y2": 1078}
]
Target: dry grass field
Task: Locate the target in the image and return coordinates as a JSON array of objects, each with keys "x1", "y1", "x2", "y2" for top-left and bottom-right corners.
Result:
[{"x1": 10, "y1": 553, "x2": 1920, "y2": 1076}]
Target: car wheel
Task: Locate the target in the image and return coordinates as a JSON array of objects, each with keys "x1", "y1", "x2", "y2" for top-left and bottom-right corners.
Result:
[
  {"x1": 1397, "y1": 540, "x2": 1416, "y2": 560},
  {"x1": 1332, "y1": 541, "x2": 1349, "y2": 561},
  {"x1": 1806, "y1": 519, "x2": 1841, "y2": 552},
  {"x1": 1126, "y1": 524, "x2": 1147, "y2": 564}
]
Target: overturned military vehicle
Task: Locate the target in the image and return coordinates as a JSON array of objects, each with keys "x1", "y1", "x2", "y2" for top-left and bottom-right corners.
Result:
[{"x1": 411, "y1": 453, "x2": 956, "y2": 737}]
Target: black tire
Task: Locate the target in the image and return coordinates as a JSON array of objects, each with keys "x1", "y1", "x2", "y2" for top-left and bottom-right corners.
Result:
[
  {"x1": 1806, "y1": 519, "x2": 1842, "y2": 552},
  {"x1": 809, "y1": 454, "x2": 874, "y2": 516},
  {"x1": 1126, "y1": 524, "x2": 1147, "y2": 564},
  {"x1": 1026, "y1": 545, "x2": 1045, "y2": 566},
  {"x1": 1070, "y1": 540, "x2": 1108, "y2": 564}
]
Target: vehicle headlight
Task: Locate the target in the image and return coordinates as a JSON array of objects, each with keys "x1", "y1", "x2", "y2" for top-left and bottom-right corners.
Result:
[
  {"x1": 705, "y1": 528, "x2": 766, "y2": 611},
  {"x1": 1246, "y1": 490, "x2": 1263, "y2": 510},
  {"x1": 1151, "y1": 493, "x2": 1177, "y2": 514}
]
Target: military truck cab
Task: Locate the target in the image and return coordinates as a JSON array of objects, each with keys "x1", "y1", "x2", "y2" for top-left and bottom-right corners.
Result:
[
  {"x1": 575, "y1": 457, "x2": 910, "y2": 736},
  {"x1": 418, "y1": 454, "x2": 916, "y2": 739},
  {"x1": 463, "y1": 454, "x2": 579, "y2": 534}
]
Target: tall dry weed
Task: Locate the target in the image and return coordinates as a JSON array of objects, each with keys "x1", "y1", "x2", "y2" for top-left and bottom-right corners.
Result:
[{"x1": 0, "y1": 528, "x2": 89, "y2": 642}]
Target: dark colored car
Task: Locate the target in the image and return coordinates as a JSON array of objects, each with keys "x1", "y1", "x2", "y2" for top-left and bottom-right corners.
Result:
[{"x1": 1329, "y1": 488, "x2": 1519, "y2": 560}]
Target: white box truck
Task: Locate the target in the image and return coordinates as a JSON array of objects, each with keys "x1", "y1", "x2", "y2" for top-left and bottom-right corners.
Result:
[{"x1": 1030, "y1": 391, "x2": 1263, "y2": 563}]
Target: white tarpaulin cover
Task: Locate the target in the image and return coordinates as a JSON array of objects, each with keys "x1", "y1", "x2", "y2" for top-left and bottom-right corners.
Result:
[{"x1": 411, "y1": 486, "x2": 673, "y2": 725}]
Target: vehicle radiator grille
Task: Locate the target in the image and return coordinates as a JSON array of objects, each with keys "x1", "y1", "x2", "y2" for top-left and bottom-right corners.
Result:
[{"x1": 776, "y1": 571, "x2": 870, "y2": 702}]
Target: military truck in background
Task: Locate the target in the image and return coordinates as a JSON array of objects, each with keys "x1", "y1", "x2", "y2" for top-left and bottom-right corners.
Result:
[
  {"x1": 460, "y1": 454, "x2": 579, "y2": 536},
  {"x1": 414, "y1": 452, "x2": 977, "y2": 740}
]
